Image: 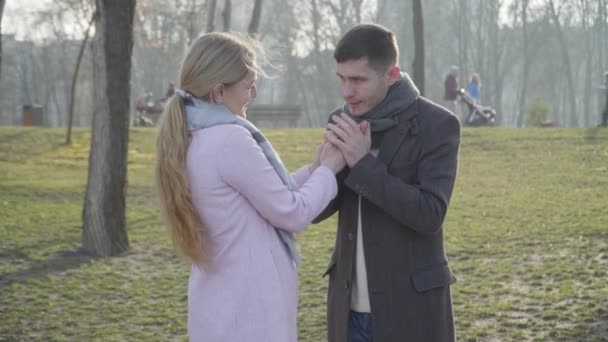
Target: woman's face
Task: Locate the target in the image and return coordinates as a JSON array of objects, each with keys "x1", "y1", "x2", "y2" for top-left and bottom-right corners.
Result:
[{"x1": 222, "y1": 71, "x2": 257, "y2": 117}]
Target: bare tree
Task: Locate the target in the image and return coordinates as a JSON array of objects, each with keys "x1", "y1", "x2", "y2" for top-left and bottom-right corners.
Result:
[
  {"x1": 206, "y1": 0, "x2": 217, "y2": 32},
  {"x1": 248, "y1": 0, "x2": 263, "y2": 37},
  {"x1": 457, "y1": 0, "x2": 470, "y2": 87},
  {"x1": 222, "y1": 0, "x2": 231, "y2": 31},
  {"x1": 488, "y1": 0, "x2": 520, "y2": 124},
  {"x1": 516, "y1": 0, "x2": 531, "y2": 127},
  {"x1": 412, "y1": 0, "x2": 425, "y2": 95},
  {"x1": 67, "y1": 11, "x2": 96, "y2": 144},
  {"x1": 82, "y1": 0, "x2": 136, "y2": 257},
  {"x1": 353, "y1": 0, "x2": 363, "y2": 23},
  {"x1": 322, "y1": 0, "x2": 366, "y2": 35},
  {"x1": 177, "y1": 0, "x2": 202, "y2": 44},
  {"x1": 548, "y1": 0, "x2": 577, "y2": 125},
  {"x1": 600, "y1": 0, "x2": 607, "y2": 70},
  {"x1": 0, "y1": 0, "x2": 5, "y2": 85},
  {"x1": 8, "y1": 0, "x2": 608, "y2": 129},
  {"x1": 579, "y1": 0, "x2": 593, "y2": 125}
]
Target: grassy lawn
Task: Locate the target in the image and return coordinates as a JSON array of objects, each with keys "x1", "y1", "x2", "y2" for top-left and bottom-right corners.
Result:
[{"x1": 1, "y1": 126, "x2": 607, "y2": 341}]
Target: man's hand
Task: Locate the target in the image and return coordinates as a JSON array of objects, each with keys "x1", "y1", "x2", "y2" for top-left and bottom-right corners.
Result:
[{"x1": 325, "y1": 113, "x2": 371, "y2": 168}]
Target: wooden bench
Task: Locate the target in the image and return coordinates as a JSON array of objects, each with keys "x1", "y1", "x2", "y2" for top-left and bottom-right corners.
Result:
[{"x1": 247, "y1": 105, "x2": 301, "y2": 128}]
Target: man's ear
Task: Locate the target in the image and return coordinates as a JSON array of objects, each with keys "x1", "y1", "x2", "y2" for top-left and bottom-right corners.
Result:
[
  {"x1": 211, "y1": 84, "x2": 224, "y2": 103},
  {"x1": 387, "y1": 66, "x2": 401, "y2": 86}
]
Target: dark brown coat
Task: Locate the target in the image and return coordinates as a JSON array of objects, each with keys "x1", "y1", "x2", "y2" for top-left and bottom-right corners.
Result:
[{"x1": 315, "y1": 97, "x2": 461, "y2": 342}]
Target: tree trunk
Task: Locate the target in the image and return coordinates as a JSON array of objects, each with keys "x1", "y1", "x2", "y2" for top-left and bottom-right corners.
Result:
[
  {"x1": 600, "y1": 0, "x2": 606, "y2": 70},
  {"x1": 82, "y1": 0, "x2": 136, "y2": 257},
  {"x1": 412, "y1": 0, "x2": 425, "y2": 96},
  {"x1": 312, "y1": 0, "x2": 321, "y2": 53},
  {"x1": 548, "y1": 0, "x2": 577, "y2": 126},
  {"x1": 581, "y1": 0, "x2": 592, "y2": 126},
  {"x1": 185, "y1": 0, "x2": 198, "y2": 44},
  {"x1": 583, "y1": 51, "x2": 592, "y2": 126},
  {"x1": 206, "y1": 0, "x2": 217, "y2": 33},
  {"x1": 248, "y1": 0, "x2": 263, "y2": 37},
  {"x1": 0, "y1": 0, "x2": 5, "y2": 85},
  {"x1": 458, "y1": 0, "x2": 469, "y2": 89},
  {"x1": 491, "y1": 0, "x2": 505, "y2": 124},
  {"x1": 222, "y1": 0, "x2": 231, "y2": 32},
  {"x1": 516, "y1": 0, "x2": 530, "y2": 127},
  {"x1": 473, "y1": 0, "x2": 482, "y2": 76},
  {"x1": 375, "y1": 0, "x2": 387, "y2": 22},
  {"x1": 353, "y1": 0, "x2": 363, "y2": 23},
  {"x1": 67, "y1": 12, "x2": 96, "y2": 145}
]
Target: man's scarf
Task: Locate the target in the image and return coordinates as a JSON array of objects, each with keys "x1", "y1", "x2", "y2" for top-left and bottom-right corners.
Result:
[{"x1": 331, "y1": 72, "x2": 420, "y2": 148}]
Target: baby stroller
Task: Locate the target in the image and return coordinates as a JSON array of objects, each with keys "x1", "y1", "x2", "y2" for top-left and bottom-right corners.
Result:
[{"x1": 457, "y1": 88, "x2": 496, "y2": 126}]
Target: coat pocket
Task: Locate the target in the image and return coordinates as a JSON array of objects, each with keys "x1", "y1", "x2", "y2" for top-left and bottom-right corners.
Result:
[{"x1": 411, "y1": 263, "x2": 457, "y2": 292}]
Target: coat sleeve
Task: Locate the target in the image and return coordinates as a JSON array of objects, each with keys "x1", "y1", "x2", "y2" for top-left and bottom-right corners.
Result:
[
  {"x1": 291, "y1": 165, "x2": 312, "y2": 187},
  {"x1": 343, "y1": 113, "x2": 461, "y2": 235},
  {"x1": 311, "y1": 168, "x2": 348, "y2": 223},
  {"x1": 218, "y1": 126, "x2": 338, "y2": 232}
]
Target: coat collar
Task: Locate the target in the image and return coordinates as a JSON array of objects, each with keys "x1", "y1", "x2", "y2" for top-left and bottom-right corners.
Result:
[{"x1": 377, "y1": 99, "x2": 420, "y2": 165}]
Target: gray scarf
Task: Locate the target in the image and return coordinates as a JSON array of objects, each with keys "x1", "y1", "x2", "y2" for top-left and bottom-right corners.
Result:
[
  {"x1": 181, "y1": 96, "x2": 301, "y2": 268},
  {"x1": 333, "y1": 72, "x2": 420, "y2": 147}
]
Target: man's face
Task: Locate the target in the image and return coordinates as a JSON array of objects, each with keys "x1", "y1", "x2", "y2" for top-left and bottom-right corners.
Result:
[{"x1": 336, "y1": 58, "x2": 395, "y2": 117}]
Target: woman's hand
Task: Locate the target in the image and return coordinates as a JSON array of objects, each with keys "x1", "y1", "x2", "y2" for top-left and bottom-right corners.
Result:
[{"x1": 319, "y1": 142, "x2": 346, "y2": 174}]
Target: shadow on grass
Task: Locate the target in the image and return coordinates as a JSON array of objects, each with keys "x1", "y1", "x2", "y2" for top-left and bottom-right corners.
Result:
[
  {"x1": 0, "y1": 247, "x2": 93, "y2": 287},
  {"x1": 0, "y1": 129, "x2": 66, "y2": 162},
  {"x1": 0, "y1": 130, "x2": 36, "y2": 146},
  {"x1": 585, "y1": 127, "x2": 608, "y2": 142},
  {"x1": 583, "y1": 316, "x2": 608, "y2": 341}
]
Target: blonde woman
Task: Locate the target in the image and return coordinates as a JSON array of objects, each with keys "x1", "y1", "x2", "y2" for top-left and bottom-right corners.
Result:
[{"x1": 155, "y1": 32, "x2": 345, "y2": 341}]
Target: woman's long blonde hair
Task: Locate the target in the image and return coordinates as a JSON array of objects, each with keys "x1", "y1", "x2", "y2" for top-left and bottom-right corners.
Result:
[{"x1": 155, "y1": 32, "x2": 262, "y2": 267}]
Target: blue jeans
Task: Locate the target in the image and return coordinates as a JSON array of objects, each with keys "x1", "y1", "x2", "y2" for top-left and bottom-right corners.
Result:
[{"x1": 348, "y1": 310, "x2": 372, "y2": 342}]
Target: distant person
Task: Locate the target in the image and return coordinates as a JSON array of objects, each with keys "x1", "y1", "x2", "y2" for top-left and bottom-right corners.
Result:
[
  {"x1": 601, "y1": 71, "x2": 608, "y2": 127},
  {"x1": 467, "y1": 73, "x2": 481, "y2": 105},
  {"x1": 316, "y1": 23, "x2": 460, "y2": 342},
  {"x1": 145, "y1": 92, "x2": 154, "y2": 105},
  {"x1": 164, "y1": 82, "x2": 175, "y2": 101},
  {"x1": 155, "y1": 32, "x2": 346, "y2": 341},
  {"x1": 135, "y1": 95, "x2": 146, "y2": 113},
  {"x1": 443, "y1": 65, "x2": 459, "y2": 115}
]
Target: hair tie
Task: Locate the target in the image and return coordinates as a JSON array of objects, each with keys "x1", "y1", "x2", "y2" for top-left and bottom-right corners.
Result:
[{"x1": 175, "y1": 88, "x2": 189, "y2": 98}]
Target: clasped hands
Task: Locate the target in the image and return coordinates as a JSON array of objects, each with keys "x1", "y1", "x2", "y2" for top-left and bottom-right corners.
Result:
[{"x1": 312, "y1": 113, "x2": 371, "y2": 174}]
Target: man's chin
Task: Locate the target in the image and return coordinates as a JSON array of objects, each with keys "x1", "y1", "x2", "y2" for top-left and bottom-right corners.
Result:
[{"x1": 349, "y1": 106, "x2": 367, "y2": 117}]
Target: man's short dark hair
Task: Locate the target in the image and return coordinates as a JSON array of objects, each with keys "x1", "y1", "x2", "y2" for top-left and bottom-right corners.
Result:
[{"x1": 334, "y1": 24, "x2": 399, "y2": 73}]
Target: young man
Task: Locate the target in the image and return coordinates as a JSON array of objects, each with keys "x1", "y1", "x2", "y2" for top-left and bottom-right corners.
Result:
[{"x1": 315, "y1": 24, "x2": 461, "y2": 342}]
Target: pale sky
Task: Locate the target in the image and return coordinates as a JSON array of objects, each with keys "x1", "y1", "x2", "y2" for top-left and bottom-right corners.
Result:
[
  {"x1": 3, "y1": 0, "x2": 527, "y2": 41},
  {"x1": 3, "y1": 0, "x2": 54, "y2": 39}
]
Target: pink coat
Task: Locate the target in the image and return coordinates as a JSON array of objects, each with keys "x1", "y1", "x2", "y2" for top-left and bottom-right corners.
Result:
[{"x1": 185, "y1": 124, "x2": 338, "y2": 341}]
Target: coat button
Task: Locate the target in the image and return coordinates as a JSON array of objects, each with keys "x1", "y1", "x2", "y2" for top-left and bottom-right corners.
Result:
[{"x1": 347, "y1": 232, "x2": 354, "y2": 241}]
